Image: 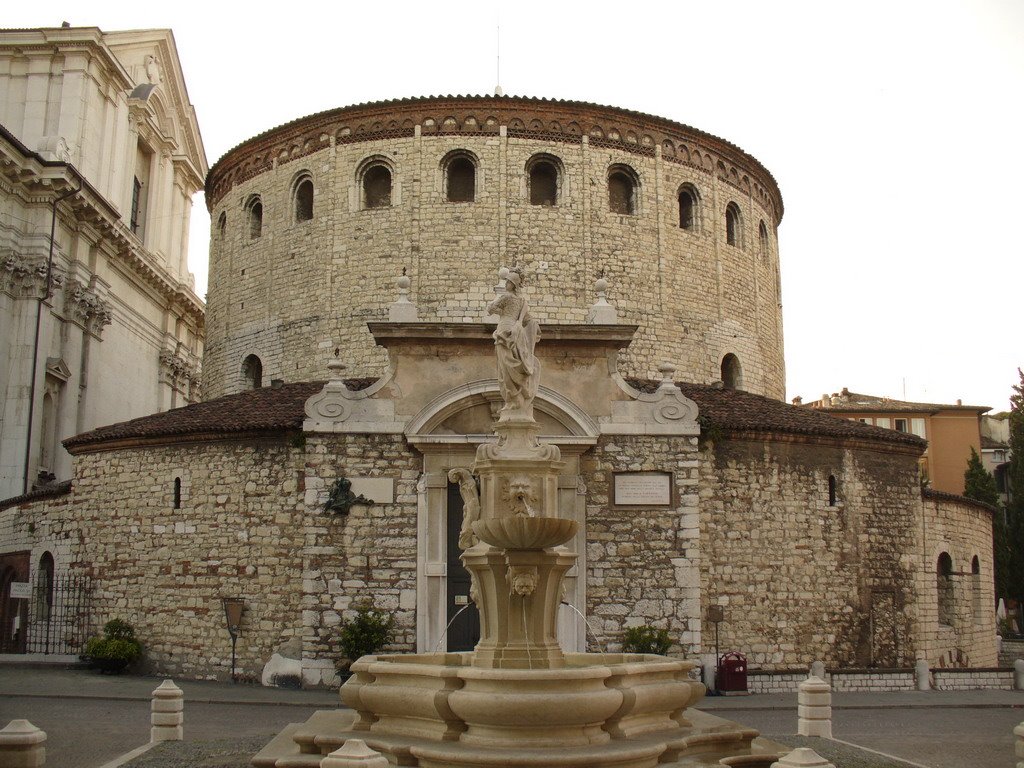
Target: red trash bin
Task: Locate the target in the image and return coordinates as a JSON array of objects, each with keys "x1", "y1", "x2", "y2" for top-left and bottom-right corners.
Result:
[{"x1": 717, "y1": 651, "x2": 747, "y2": 692}]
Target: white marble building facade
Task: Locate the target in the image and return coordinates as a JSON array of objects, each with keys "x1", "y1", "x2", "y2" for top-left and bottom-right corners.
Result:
[{"x1": 0, "y1": 26, "x2": 206, "y2": 499}]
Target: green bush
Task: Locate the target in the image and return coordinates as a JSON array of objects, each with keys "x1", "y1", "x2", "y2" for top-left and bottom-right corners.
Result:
[
  {"x1": 339, "y1": 601, "x2": 394, "y2": 661},
  {"x1": 87, "y1": 618, "x2": 142, "y2": 663},
  {"x1": 621, "y1": 626, "x2": 672, "y2": 655}
]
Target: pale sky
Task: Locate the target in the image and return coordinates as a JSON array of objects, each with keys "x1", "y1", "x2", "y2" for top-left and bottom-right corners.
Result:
[{"x1": 8, "y1": 0, "x2": 1023, "y2": 411}]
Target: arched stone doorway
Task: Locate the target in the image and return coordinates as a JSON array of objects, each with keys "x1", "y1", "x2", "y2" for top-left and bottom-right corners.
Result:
[{"x1": 406, "y1": 381, "x2": 598, "y2": 654}]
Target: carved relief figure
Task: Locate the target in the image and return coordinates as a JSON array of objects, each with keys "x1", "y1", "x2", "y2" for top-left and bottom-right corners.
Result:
[
  {"x1": 448, "y1": 468, "x2": 481, "y2": 549},
  {"x1": 503, "y1": 475, "x2": 538, "y2": 518},
  {"x1": 486, "y1": 267, "x2": 540, "y2": 419}
]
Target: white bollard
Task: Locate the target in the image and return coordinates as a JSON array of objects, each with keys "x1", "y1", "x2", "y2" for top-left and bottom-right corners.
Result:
[
  {"x1": 770, "y1": 747, "x2": 836, "y2": 768},
  {"x1": 0, "y1": 719, "x2": 46, "y2": 767},
  {"x1": 810, "y1": 660, "x2": 826, "y2": 679},
  {"x1": 915, "y1": 658, "x2": 931, "y2": 691},
  {"x1": 1014, "y1": 721, "x2": 1024, "y2": 768},
  {"x1": 1014, "y1": 659, "x2": 1024, "y2": 691},
  {"x1": 320, "y1": 739, "x2": 389, "y2": 767},
  {"x1": 797, "y1": 675, "x2": 832, "y2": 738},
  {"x1": 150, "y1": 679, "x2": 184, "y2": 742}
]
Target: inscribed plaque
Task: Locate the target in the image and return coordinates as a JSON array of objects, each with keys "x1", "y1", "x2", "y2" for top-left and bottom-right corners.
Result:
[{"x1": 614, "y1": 472, "x2": 672, "y2": 506}]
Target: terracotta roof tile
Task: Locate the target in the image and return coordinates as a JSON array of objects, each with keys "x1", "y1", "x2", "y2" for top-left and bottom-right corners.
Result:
[
  {"x1": 65, "y1": 379, "x2": 926, "y2": 452},
  {"x1": 922, "y1": 487, "x2": 997, "y2": 513}
]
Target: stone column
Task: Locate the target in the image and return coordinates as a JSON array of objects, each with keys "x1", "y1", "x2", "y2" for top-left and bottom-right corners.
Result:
[
  {"x1": 150, "y1": 679, "x2": 183, "y2": 742},
  {"x1": 770, "y1": 747, "x2": 836, "y2": 768},
  {"x1": 0, "y1": 719, "x2": 46, "y2": 767},
  {"x1": 797, "y1": 675, "x2": 832, "y2": 738},
  {"x1": 321, "y1": 739, "x2": 389, "y2": 768}
]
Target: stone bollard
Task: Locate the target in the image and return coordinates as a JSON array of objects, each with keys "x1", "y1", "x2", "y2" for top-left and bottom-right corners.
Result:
[
  {"x1": 150, "y1": 679, "x2": 184, "y2": 742},
  {"x1": 0, "y1": 719, "x2": 46, "y2": 767},
  {"x1": 1015, "y1": 721, "x2": 1024, "y2": 768},
  {"x1": 770, "y1": 747, "x2": 836, "y2": 768},
  {"x1": 797, "y1": 675, "x2": 832, "y2": 738},
  {"x1": 321, "y1": 739, "x2": 389, "y2": 767},
  {"x1": 915, "y1": 658, "x2": 931, "y2": 691},
  {"x1": 1015, "y1": 659, "x2": 1024, "y2": 691},
  {"x1": 810, "y1": 660, "x2": 825, "y2": 679}
]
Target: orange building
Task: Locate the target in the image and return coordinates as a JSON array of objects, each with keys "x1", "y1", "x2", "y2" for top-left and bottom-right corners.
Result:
[{"x1": 798, "y1": 389, "x2": 989, "y2": 495}]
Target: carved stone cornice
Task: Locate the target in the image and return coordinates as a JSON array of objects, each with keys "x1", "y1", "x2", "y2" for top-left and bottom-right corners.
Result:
[
  {"x1": 63, "y1": 278, "x2": 112, "y2": 337},
  {"x1": 159, "y1": 347, "x2": 202, "y2": 401}
]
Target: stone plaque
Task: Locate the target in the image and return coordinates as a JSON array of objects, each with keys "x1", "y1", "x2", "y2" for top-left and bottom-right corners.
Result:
[
  {"x1": 9, "y1": 582, "x2": 30, "y2": 599},
  {"x1": 613, "y1": 472, "x2": 672, "y2": 506},
  {"x1": 349, "y1": 477, "x2": 394, "y2": 504}
]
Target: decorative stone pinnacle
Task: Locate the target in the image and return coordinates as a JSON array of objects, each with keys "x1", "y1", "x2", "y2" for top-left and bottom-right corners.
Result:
[
  {"x1": 327, "y1": 358, "x2": 347, "y2": 379},
  {"x1": 658, "y1": 362, "x2": 676, "y2": 382},
  {"x1": 389, "y1": 269, "x2": 418, "y2": 321},
  {"x1": 587, "y1": 273, "x2": 618, "y2": 324}
]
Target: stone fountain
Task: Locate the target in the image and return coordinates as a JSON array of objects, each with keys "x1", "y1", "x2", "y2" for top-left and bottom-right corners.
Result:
[{"x1": 253, "y1": 268, "x2": 782, "y2": 768}]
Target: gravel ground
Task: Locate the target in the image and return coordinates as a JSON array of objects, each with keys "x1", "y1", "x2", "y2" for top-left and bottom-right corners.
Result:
[{"x1": 124, "y1": 735, "x2": 921, "y2": 768}]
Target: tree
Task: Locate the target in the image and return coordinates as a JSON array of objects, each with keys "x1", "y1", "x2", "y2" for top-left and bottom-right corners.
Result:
[
  {"x1": 994, "y1": 368, "x2": 1024, "y2": 629},
  {"x1": 963, "y1": 447, "x2": 999, "y2": 507}
]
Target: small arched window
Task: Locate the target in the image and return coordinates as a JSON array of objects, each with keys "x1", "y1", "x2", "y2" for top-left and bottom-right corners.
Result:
[
  {"x1": 445, "y1": 155, "x2": 476, "y2": 202},
  {"x1": 725, "y1": 202, "x2": 742, "y2": 247},
  {"x1": 173, "y1": 477, "x2": 182, "y2": 509},
  {"x1": 35, "y1": 552, "x2": 54, "y2": 622},
  {"x1": 971, "y1": 555, "x2": 981, "y2": 618},
  {"x1": 217, "y1": 211, "x2": 227, "y2": 240},
  {"x1": 363, "y1": 164, "x2": 392, "y2": 209},
  {"x1": 937, "y1": 552, "x2": 954, "y2": 626},
  {"x1": 759, "y1": 221, "x2": 770, "y2": 260},
  {"x1": 721, "y1": 353, "x2": 743, "y2": 390},
  {"x1": 294, "y1": 177, "x2": 314, "y2": 222},
  {"x1": 608, "y1": 166, "x2": 637, "y2": 215},
  {"x1": 528, "y1": 157, "x2": 559, "y2": 206},
  {"x1": 828, "y1": 475, "x2": 837, "y2": 506},
  {"x1": 242, "y1": 354, "x2": 263, "y2": 390},
  {"x1": 246, "y1": 196, "x2": 263, "y2": 240},
  {"x1": 678, "y1": 185, "x2": 698, "y2": 230}
]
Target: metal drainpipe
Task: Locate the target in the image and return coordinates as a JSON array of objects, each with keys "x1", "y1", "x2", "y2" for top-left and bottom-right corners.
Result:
[{"x1": 23, "y1": 178, "x2": 83, "y2": 495}]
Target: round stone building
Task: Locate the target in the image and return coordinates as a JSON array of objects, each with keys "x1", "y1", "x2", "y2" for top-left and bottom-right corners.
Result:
[{"x1": 203, "y1": 96, "x2": 785, "y2": 400}]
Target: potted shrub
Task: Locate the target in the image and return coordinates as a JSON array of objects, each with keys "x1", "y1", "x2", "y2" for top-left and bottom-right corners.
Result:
[
  {"x1": 621, "y1": 626, "x2": 672, "y2": 655},
  {"x1": 85, "y1": 619, "x2": 142, "y2": 674},
  {"x1": 337, "y1": 601, "x2": 394, "y2": 682}
]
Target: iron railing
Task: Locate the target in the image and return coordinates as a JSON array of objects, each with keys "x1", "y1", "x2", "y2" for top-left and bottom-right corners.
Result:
[{"x1": 26, "y1": 572, "x2": 93, "y2": 655}]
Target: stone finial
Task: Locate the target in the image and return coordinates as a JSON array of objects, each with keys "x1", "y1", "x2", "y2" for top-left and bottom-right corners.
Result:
[
  {"x1": 0, "y1": 720, "x2": 46, "y2": 767},
  {"x1": 327, "y1": 351, "x2": 348, "y2": 385},
  {"x1": 321, "y1": 739, "x2": 390, "y2": 767},
  {"x1": 656, "y1": 363, "x2": 679, "y2": 395},
  {"x1": 1014, "y1": 721, "x2": 1024, "y2": 768},
  {"x1": 915, "y1": 658, "x2": 931, "y2": 691},
  {"x1": 797, "y1": 675, "x2": 832, "y2": 738},
  {"x1": 388, "y1": 269, "x2": 418, "y2": 322},
  {"x1": 586, "y1": 273, "x2": 618, "y2": 324},
  {"x1": 150, "y1": 679, "x2": 183, "y2": 742},
  {"x1": 770, "y1": 747, "x2": 836, "y2": 768}
]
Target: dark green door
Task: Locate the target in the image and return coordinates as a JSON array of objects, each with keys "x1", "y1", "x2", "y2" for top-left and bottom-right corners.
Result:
[{"x1": 446, "y1": 481, "x2": 480, "y2": 651}]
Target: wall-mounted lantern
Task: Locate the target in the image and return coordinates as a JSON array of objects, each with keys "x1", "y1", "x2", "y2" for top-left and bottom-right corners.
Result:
[{"x1": 221, "y1": 597, "x2": 245, "y2": 683}]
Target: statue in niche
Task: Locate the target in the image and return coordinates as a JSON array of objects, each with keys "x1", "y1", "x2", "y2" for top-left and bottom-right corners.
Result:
[
  {"x1": 486, "y1": 267, "x2": 540, "y2": 419},
  {"x1": 144, "y1": 54, "x2": 162, "y2": 85},
  {"x1": 448, "y1": 468, "x2": 481, "y2": 549}
]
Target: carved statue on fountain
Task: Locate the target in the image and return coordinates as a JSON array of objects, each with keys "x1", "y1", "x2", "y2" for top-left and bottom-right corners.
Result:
[{"x1": 486, "y1": 266, "x2": 540, "y2": 422}]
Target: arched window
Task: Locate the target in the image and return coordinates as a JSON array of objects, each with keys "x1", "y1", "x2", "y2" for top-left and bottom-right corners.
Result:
[
  {"x1": 242, "y1": 354, "x2": 263, "y2": 390},
  {"x1": 173, "y1": 477, "x2": 182, "y2": 509},
  {"x1": 445, "y1": 154, "x2": 476, "y2": 202},
  {"x1": 937, "y1": 552, "x2": 954, "y2": 626},
  {"x1": 35, "y1": 552, "x2": 54, "y2": 623},
  {"x1": 608, "y1": 165, "x2": 638, "y2": 215},
  {"x1": 721, "y1": 353, "x2": 743, "y2": 390},
  {"x1": 294, "y1": 177, "x2": 314, "y2": 222},
  {"x1": 217, "y1": 211, "x2": 227, "y2": 240},
  {"x1": 725, "y1": 202, "x2": 742, "y2": 247},
  {"x1": 678, "y1": 185, "x2": 698, "y2": 230},
  {"x1": 363, "y1": 164, "x2": 392, "y2": 209},
  {"x1": 528, "y1": 157, "x2": 559, "y2": 206},
  {"x1": 971, "y1": 555, "x2": 982, "y2": 618},
  {"x1": 828, "y1": 475, "x2": 837, "y2": 506},
  {"x1": 759, "y1": 221, "x2": 770, "y2": 260},
  {"x1": 246, "y1": 196, "x2": 263, "y2": 240}
]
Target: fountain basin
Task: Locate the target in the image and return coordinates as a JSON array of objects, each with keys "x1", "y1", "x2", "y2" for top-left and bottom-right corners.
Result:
[{"x1": 472, "y1": 517, "x2": 577, "y2": 550}]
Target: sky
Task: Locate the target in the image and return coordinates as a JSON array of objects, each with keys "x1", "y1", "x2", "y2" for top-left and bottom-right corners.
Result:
[{"x1": 8, "y1": 0, "x2": 1023, "y2": 411}]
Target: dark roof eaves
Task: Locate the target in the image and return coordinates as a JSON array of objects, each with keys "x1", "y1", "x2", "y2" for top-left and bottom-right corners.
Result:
[
  {"x1": 922, "y1": 487, "x2": 998, "y2": 514},
  {"x1": 0, "y1": 480, "x2": 72, "y2": 511}
]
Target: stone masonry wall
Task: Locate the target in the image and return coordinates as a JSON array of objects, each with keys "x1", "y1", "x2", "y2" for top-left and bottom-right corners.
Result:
[
  {"x1": 205, "y1": 123, "x2": 783, "y2": 401},
  {"x1": 917, "y1": 496, "x2": 998, "y2": 667},
  {"x1": 698, "y1": 436, "x2": 922, "y2": 670},
  {"x1": 581, "y1": 434, "x2": 702, "y2": 657},
  {"x1": 0, "y1": 440, "x2": 306, "y2": 681}
]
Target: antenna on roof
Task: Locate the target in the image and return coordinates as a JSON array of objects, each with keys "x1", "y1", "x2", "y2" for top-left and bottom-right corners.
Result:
[{"x1": 494, "y1": 11, "x2": 503, "y2": 97}]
